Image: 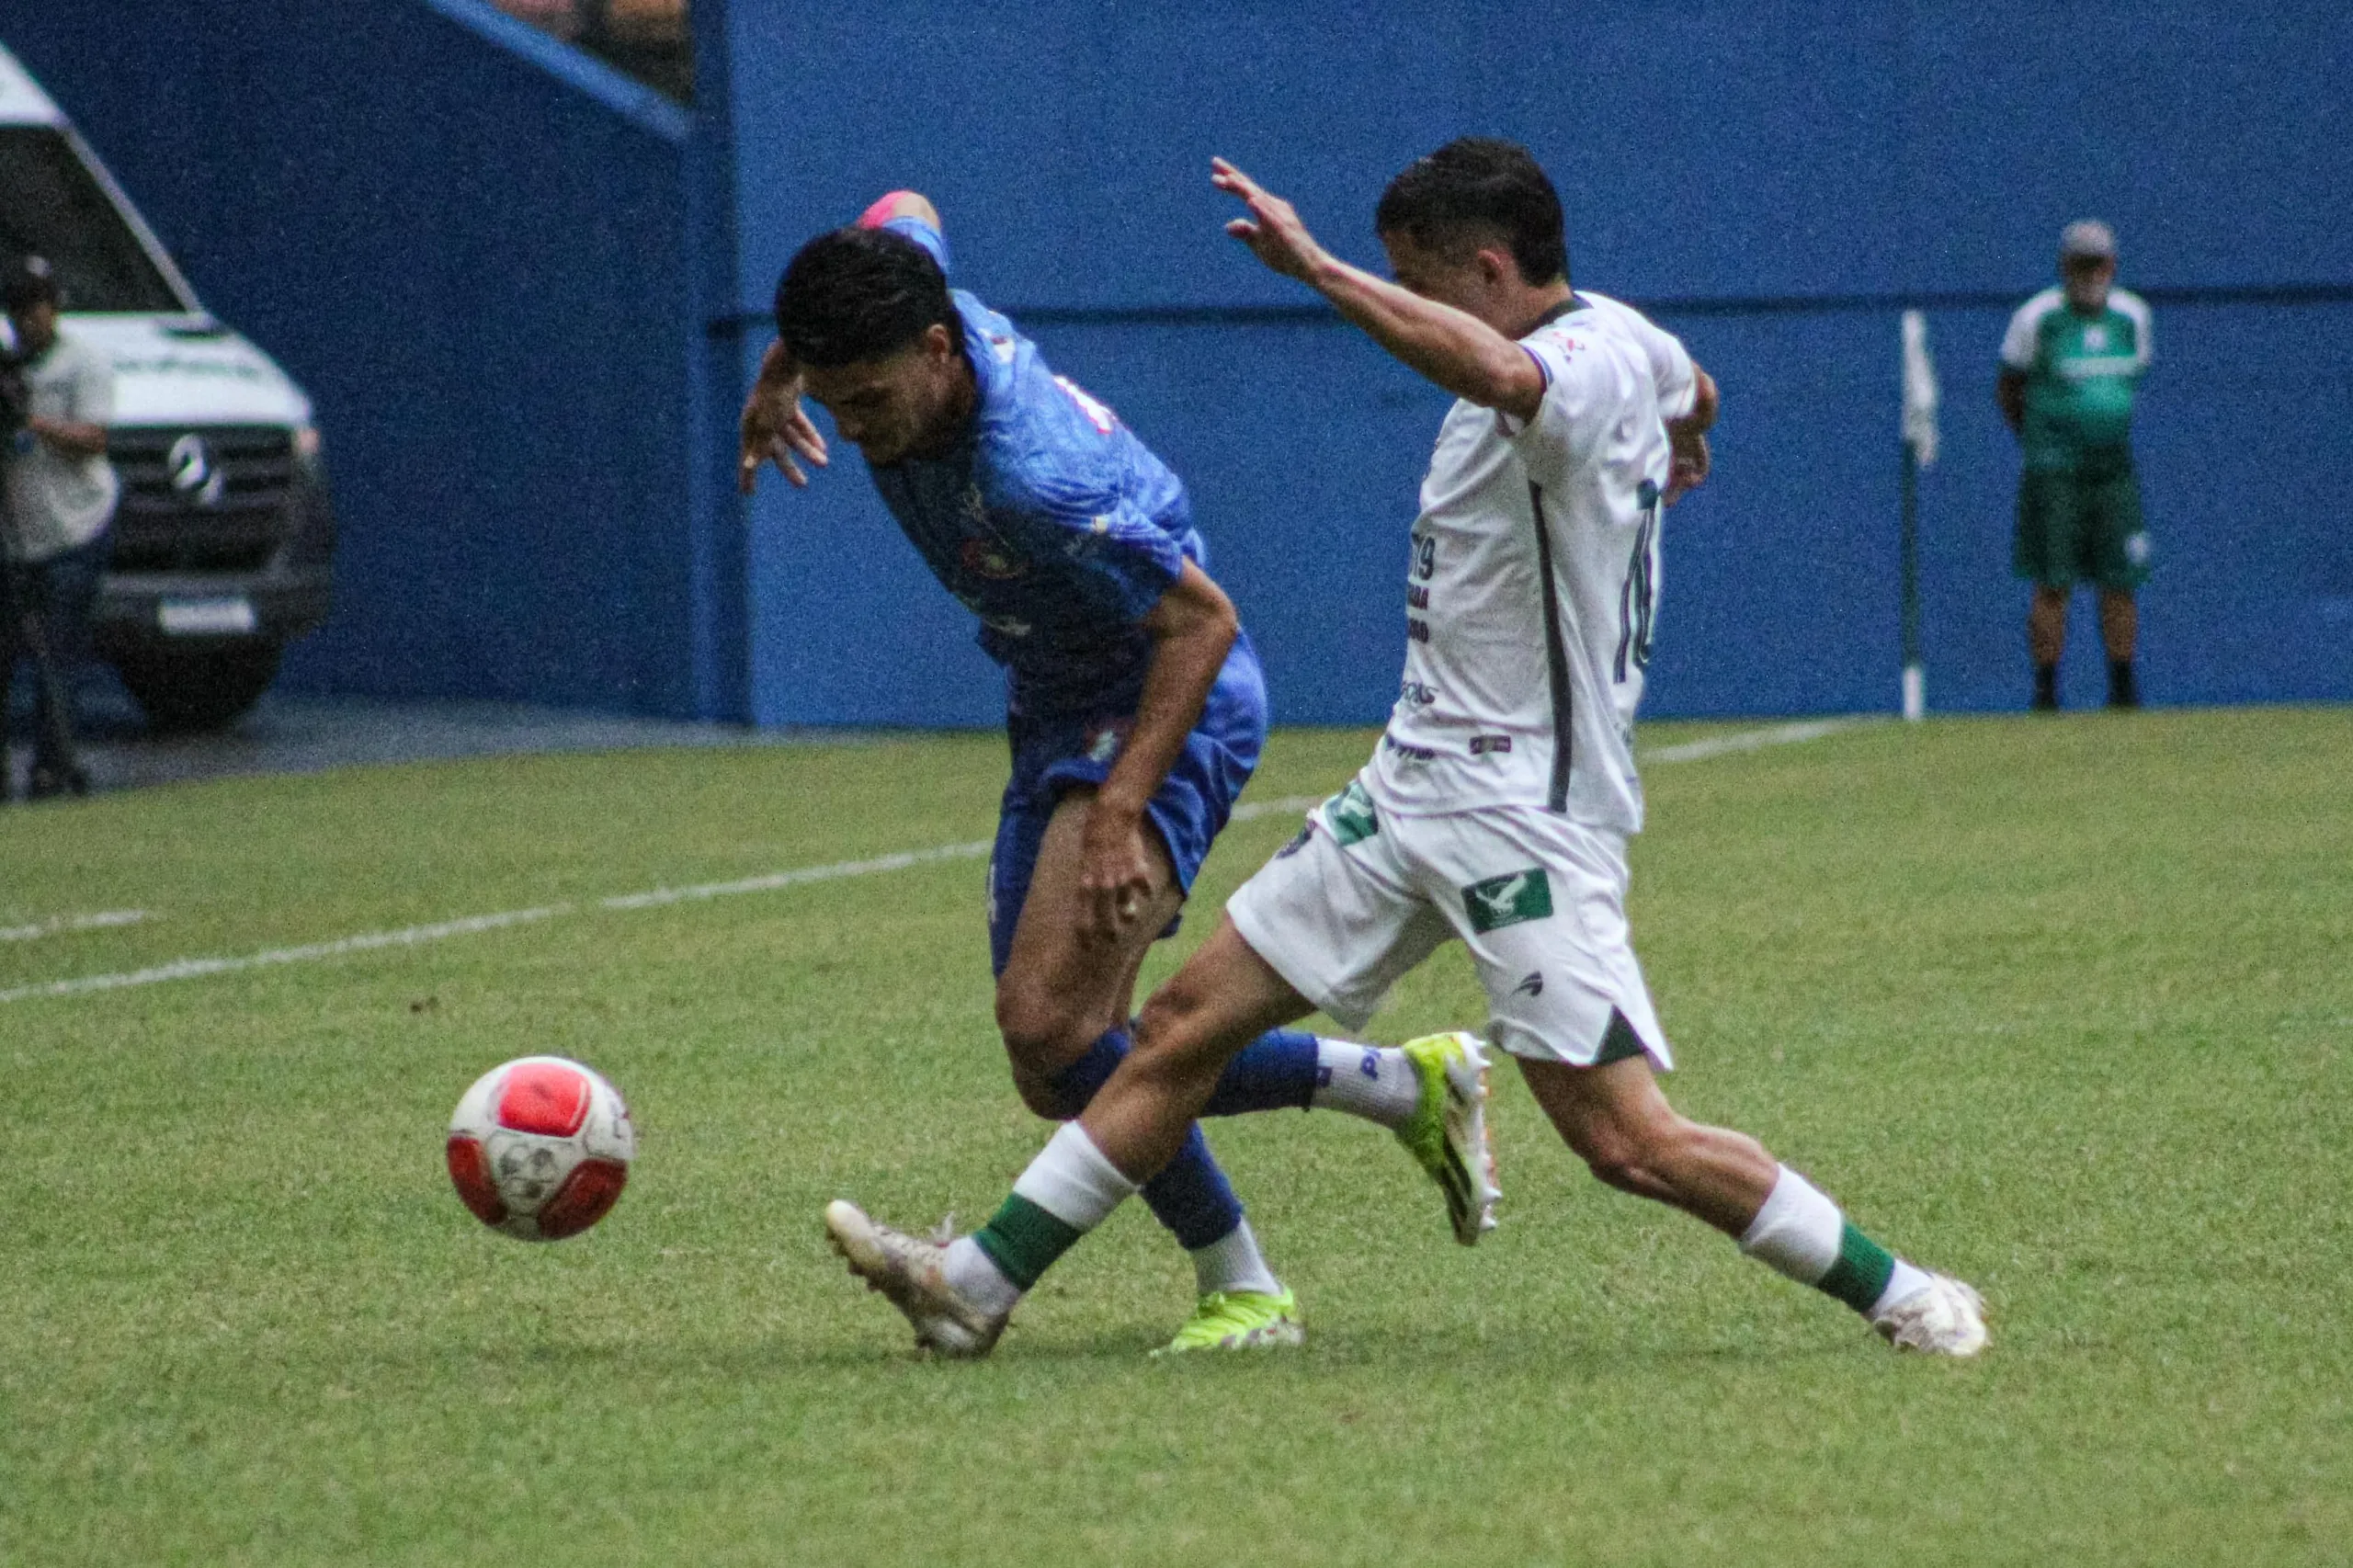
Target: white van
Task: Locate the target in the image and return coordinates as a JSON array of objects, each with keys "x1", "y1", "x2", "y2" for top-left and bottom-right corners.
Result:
[{"x1": 1, "y1": 40, "x2": 331, "y2": 729}]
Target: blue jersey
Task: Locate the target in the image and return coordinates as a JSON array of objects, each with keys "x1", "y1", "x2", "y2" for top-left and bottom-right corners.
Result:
[{"x1": 862, "y1": 219, "x2": 1205, "y2": 720}]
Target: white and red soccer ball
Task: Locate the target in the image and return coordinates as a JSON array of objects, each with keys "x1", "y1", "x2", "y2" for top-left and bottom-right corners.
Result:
[{"x1": 446, "y1": 1056, "x2": 635, "y2": 1241}]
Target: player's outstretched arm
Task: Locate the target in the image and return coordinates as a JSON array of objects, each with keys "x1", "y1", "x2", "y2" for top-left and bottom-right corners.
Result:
[
  {"x1": 737, "y1": 338, "x2": 830, "y2": 494},
  {"x1": 1211, "y1": 157, "x2": 1544, "y2": 422}
]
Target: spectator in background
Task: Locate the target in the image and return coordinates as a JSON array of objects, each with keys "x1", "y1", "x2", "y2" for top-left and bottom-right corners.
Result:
[
  {"x1": 3, "y1": 256, "x2": 117, "y2": 798},
  {"x1": 1998, "y1": 220, "x2": 2153, "y2": 710}
]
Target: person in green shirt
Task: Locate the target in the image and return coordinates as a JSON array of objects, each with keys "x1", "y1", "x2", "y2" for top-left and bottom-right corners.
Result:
[{"x1": 1997, "y1": 220, "x2": 2153, "y2": 710}]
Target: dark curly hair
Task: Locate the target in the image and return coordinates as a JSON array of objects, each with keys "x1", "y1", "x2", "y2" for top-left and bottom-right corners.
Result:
[
  {"x1": 1374, "y1": 138, "x2": 1569, "y2": 288},
  {"x1": 773, "y1": 226, "x2": 959, "y2": 369}
]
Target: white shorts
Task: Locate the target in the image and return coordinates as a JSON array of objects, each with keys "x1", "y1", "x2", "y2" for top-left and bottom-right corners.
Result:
[{"x1": 1227, "y1": 778, "x2": 1672, "y2": 1069}]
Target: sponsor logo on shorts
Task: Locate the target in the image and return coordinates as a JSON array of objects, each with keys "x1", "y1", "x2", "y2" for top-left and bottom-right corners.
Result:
[
  {"x1": 1381, "y1": 734, "x2": 1437, "y2": 763},
  {"x1": 2125, "y1": 531, "x2": 2152, "y2": 566},
  {"x1": 1512, "y1": 971, "x2": 1544, "y2": 997},
  {"x1": 1469, "y1": 734, "x2": 1512, "y2": 756},
  {"x1": 1461, "y1": 869, "x2": 1553, "y2": 933},
  {"x1": 1321, "y1": 780, "x2": 1379, "y2": 847},
  {"x1": 1399, "y1": 678, "x2": 1438, "y2": 708}
]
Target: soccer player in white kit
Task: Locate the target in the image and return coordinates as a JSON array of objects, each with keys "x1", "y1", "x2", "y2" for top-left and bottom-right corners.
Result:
[{"x1": 825, "y1": 140, "x2": 1987, "y2": 1358}]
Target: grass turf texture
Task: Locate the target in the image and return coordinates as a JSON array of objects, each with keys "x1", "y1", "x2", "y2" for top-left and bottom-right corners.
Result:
[{"x1": 2, "y1": 710, "x2": 2347, "y2": 1566}]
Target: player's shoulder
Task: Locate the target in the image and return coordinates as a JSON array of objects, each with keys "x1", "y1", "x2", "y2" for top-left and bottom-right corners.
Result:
[
  {"x1": 2109, "y1": 288, "x2": 2152, "y2": 326},
  {"x1": 954, "y1": 290, "x2": 1026, "y2": 388},
  {"x1": 1570, "y1": 289, "x2": 1649, "y2": 333},
  {"x1": 2010, "y1": 286, "x2": 2066, "y2": 329},
  {"x1": 1524, "y1": 310, "x2": 1644, "y2": 400}
]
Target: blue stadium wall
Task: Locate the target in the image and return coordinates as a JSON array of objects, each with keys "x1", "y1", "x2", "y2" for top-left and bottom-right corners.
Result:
[
  {"x1": 722, "y1": 0, "x2": 2353, "y2": 723},
  {"x1": 3, "y1": 0, "x2": 747, "y2": 719},
  {"x1": 10, "y1": 3, "x2": 2349, "y2": 724}
]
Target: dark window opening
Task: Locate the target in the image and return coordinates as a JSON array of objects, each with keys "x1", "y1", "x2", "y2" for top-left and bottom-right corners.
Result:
[{"x1": 0, "y1": 126, "x2": 185, "y2": 314}]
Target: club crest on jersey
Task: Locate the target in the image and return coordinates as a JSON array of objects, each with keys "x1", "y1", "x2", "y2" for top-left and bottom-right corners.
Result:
[
  {"x1": 1461, "y1": 869, "x2": 1553, "y2": 933},
  {"x1": 960, "y1": 538, "x2": 1027, "y2": 580}
]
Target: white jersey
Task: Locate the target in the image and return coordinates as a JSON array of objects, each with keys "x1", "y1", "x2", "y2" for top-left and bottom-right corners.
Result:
[
  {"x1": 1369, "y1": 291, "x2": 1695, "y2": 835},
  {"x1": 3, "y1": 330, "x2": 119, "y2": 562}
]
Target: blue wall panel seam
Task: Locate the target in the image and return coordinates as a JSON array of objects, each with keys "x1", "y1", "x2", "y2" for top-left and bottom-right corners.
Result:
[{"x1": 416, "y1": 0, "x2": 692, "y2": 142}]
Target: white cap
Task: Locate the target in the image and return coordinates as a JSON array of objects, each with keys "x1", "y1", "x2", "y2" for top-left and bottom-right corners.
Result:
[{"x1": 2060, "y1": 220, "x2": 2117, "y2": 261}]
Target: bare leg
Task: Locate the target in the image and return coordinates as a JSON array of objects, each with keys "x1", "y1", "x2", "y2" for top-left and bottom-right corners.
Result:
[
  {"x1": 2028, "y1": 585, "x2": 2070, "y2": 668},
  {"x1": 2098, "y1": 589, "x2": 2137, "y2": 662},
  {"x1": 1079, "y1": 916, "x2": 1315, "y2": 1182},
  {"x1": 1516, "y1": 1055, "x2": 1779, "y2": 1236},
  {"x1": 993, "y1": 789, "x2": 1185, "y2": 1117}
]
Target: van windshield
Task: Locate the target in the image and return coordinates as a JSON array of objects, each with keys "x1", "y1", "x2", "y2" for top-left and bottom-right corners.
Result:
[{"x1": 0, "y1": 126, "x2": 185, "y2": 313}]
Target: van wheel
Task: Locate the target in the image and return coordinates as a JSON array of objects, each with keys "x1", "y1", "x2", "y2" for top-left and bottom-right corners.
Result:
[{"x1": 115, "y1": 643, "x2": 284, "y2": 733}]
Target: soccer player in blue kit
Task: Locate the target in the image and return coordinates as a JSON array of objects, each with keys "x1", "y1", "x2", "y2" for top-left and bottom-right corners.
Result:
[{"x1": 738, "y1": 191, "x2": 1496, "y2": 1354}]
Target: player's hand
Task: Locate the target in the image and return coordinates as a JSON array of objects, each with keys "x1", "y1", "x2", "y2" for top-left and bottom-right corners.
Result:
[
  {"x1": 737, "y1": 342, "x2": 829, "y2": 494},
  {"x1": 1078, "y1": 799, "x2": 1156, "y2": 942},
  {"x1": 1211, "y1": 157, "x2": 1329, "y2": 284},
  {"x1": 1665, "y1": 428, "x2": 1710, "y2": 504}
]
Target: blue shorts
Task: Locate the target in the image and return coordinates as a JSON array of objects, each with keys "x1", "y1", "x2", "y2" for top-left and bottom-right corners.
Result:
[{"x1": 987, "y1": 632, "x2": 1267, "y2": 976}]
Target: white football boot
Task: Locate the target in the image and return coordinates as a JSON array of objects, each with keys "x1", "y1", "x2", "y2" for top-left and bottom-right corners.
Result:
[
  {"x1": 824, "y1": 1200, "x2": 1008, "y2": 1358},
  {"x1": 1872, "y1": 1272, "x2": 1989, "y2": 1357}
]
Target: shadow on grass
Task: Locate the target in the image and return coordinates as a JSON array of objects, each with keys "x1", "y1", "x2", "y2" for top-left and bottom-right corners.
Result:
[{"x1": 388, "y1": 1319, "x2": 1870, "y2": 1381}]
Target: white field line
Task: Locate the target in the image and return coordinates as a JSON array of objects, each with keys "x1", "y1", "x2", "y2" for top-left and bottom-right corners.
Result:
[
  {"x1": 0, "y1": 910, "x2": 151, "y2": 944},
  {"x1": 0, "y1": 719, "x2": 1868, "y2": 1006},
  {"x1": 1642, "y1": 716, "x2": 1880, "y2": 765}
]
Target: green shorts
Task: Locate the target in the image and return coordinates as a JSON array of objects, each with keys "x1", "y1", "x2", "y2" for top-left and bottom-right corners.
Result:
[{"x1": 2014, "y1": 449, "x2": 2150, "y2": 590}]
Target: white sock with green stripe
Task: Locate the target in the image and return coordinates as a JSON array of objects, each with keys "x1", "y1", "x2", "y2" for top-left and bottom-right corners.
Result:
[
  {"x1": 1738, "y1": 1165, "x2": 1934, "y2": 1318},
  {"x1": 951, "y1": 1123, "x2": 1139, "y2": 1313}
]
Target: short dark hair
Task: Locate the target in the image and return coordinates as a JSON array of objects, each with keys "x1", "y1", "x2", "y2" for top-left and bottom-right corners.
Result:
[
  {"x1": 773, "y1": 227, "x2": 957, "y2": 369},
  {"x1": 1374, "y1": 138, "x2": 1569, "y2": 287},
  {"x1": 3, "y1": 255, "x2": 63, "y2": 314}
]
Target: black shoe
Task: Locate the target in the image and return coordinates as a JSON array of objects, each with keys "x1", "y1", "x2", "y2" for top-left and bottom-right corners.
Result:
[
  {"x1": 2108, "y1": 660, "x2": 2141, "y2": 710},
  {"x1": 2031, "y1": 664, "x2": 2059, "y2": 711}
]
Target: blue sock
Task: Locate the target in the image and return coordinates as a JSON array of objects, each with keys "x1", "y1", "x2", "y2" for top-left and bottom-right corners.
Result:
[
  {"x1": 1199, "y1": 1028, "x2": 1321, "y2": 1116},
  {"x1": 1043, "y1": 1027, "x2": 1321, "y2": 1119},
  {"x1": 1041, "y1": 1028, "x2": 1246, "y2": 1251},
  {"x1": 1141, "y1": 1124, "x2": 1246, "y2": 1250}
]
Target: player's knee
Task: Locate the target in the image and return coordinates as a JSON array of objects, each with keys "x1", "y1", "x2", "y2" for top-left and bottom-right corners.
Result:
[
  {"x1": 1573, "y1": 1105, "x2": 1688, "y2": 1193},
  {"x1": 1008, "y1": 1067, "x2": 1070, "y2": 1122},
  {"x1": 1578, "y1": 1137, "x2": 1651, "y2": 1195},
  {"x1": 994, "y1": 983, "x2": 1095, "y2": 1071}
]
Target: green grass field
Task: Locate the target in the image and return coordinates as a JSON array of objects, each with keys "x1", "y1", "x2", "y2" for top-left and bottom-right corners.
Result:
[{"x1": 4, "y1": 710, "x2": 2348, "y2": 1566}]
